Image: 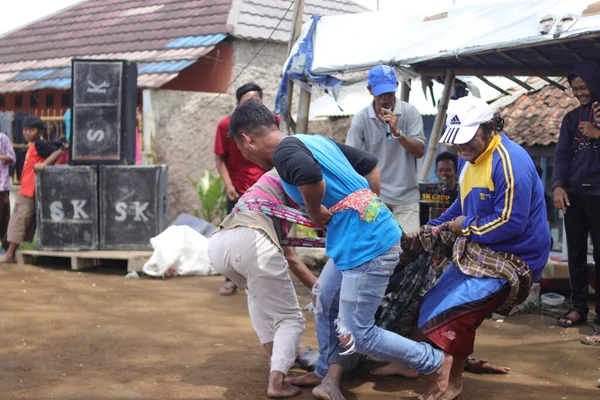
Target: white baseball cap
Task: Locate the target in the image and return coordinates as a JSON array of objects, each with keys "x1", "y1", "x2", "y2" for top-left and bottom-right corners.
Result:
[{"x1": 439, "y1": 96, "x2": 494, "y2": 145}]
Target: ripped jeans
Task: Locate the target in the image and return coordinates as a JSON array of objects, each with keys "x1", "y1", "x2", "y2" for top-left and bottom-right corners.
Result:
[{"x1": 313, "y1": 241, "x2": 444, "y2": 377}]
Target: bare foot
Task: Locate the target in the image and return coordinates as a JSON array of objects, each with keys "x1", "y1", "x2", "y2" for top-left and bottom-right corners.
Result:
[
  {"x1": 312, "y1": 380, "x2": 346, "y2": 400},
  {"x1": 440, "y1": 379, "x2": 463, "y2": 400},
  {"x1": 268, "y1": 371, "x2": 301, "y2": 398},
  {"x1": 419, "y1": 353, "x2": 453, "y2": 400},
  {"x1": 285, "y1": 371, "x2": 322, "y2": 387},
  {"x1": 465, "y1": 358, "x2": 510, "y2": 374},
  {"x1": 370, "y1": 363, "x2": 419, "y2": 378}
]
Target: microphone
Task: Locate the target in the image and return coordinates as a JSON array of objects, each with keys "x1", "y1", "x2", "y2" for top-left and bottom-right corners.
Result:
[{"x1": 382, "y1": 103, "x2": 392, "y2": 141}]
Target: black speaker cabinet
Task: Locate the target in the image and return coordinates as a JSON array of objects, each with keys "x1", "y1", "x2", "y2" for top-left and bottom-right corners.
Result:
[
  {"x1": 99, "y1": 165, "x2": 168, "y2": 250},
  {"x1": 35, "y1": 166, "x2": 99, "y2": 250},
  {"x1": 70, "y1": 59, "x2": 137, "y2": 165}
]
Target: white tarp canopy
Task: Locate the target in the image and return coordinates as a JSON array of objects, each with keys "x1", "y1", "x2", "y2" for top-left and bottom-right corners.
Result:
[
  {"x1": 294, "y1": 0, "x2": 600, "y2": 76},
  {"x1": 305, "y1": 76, "x2": 526, "y2": 120}
]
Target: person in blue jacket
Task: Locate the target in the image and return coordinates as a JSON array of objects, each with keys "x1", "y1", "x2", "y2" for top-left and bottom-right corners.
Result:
[{"x1": 415, "y1": 96, "x2": 550, "y2": 400}]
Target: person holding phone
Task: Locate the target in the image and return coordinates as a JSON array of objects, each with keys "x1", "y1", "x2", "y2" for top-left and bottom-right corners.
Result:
[
  {"x1": 345, "y1": 65, "x2": 426, "y2": 234},
  {"x1": 553, "y1": 61, "x2": 600, "y2": 331}
]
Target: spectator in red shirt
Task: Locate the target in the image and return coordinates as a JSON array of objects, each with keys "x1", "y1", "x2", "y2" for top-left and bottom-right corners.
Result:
[
  {"x1": 214, "y1": 82, "x2": 280, "y2": 295},
  {"x1": 5, "y1": 117, "x2": 63, "y2": 263}
]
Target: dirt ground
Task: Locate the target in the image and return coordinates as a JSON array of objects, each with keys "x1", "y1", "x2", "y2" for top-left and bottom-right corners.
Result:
[{"x1": 0, "y1": 263, "x2": 599, "y2": 400}]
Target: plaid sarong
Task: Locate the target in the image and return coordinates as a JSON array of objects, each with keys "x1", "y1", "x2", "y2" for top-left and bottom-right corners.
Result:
[{"x1": 419, "y1": 222, "x2": 533, "y2": 316}]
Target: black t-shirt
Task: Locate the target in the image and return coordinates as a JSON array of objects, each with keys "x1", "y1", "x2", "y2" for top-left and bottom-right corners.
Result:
[
  {"x1": 34, "y1": 139, "x2": 61, "y2": 158},
  {"x1": 272, "y1": 136, "x2": 377, "y2": 185}
]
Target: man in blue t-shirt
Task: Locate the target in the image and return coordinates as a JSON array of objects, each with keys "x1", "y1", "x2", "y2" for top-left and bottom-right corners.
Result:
[{"x1": 228, "y1": 99, "x2": 452, "y2": 400}]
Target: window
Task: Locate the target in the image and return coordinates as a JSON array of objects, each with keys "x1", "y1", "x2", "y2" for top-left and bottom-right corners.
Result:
[
  {"x1": 62, "y1": 93, "x2": 70, "y2": 107},
  {"x1": 30, "y1": 93, "x2": 39, "y2": 107},
  {"x1": 0, "y1": 96, "x2": 4, "y2": 108},
  {"x1": 15, "y1": 95, "x2": 22, "y2": 107},
  {"x1": 46, "y1": 94, "x2": 54, "y2": 107}
]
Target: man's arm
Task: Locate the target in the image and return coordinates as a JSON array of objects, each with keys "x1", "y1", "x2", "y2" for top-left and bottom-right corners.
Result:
[
  {"x1": 364, "y1": 166, "x2": 381, "y2": 196},
  {"x1": 552, "y1": 117, "x2": 572, "y2": 190},
  {"x1": 34, "y1": 149, "x2": 63, "y2": 172},
  {"x1": 215, "y1": 154, "x2": 238, "y2": 201},
  {"x1": 461, "y1": 154, "x2": 531, "y2": 244},
  {"x1": 0, "y1": 135, "x2": 15, "y2": 164},
  {"x1": 213, "y1": 119, "x2": 238, "y2": 201},
  {"x1": 428, "y1": 198, "x2": 462, "y2": 226},
  {"x1": 298, "y1": 180, "x2": 332, "y2": 226},
  {"x1": 273, "y1": 137, "x2": 332, "y2": 226},
  {"x1": 283, "y1": 246, "x2": 317, "y2": 289},
  {"x1": 391, "y1": 104, "x2": 425, "y2": 158}
]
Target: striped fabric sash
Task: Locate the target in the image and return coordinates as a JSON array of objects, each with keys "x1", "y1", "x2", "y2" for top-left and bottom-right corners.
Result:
[{"x1": 234, "y1": 198, "x2": 325, "y2": 247}]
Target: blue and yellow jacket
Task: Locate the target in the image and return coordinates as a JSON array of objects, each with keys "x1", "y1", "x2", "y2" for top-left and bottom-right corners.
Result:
[{"x1": 430, "y1": 133, "x2": 551, "y2": 280}]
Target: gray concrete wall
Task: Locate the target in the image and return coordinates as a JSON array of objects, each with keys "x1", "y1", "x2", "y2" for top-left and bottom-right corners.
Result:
[{"x1": 148, "y1": 89, "x2": 234, "y2": 221}]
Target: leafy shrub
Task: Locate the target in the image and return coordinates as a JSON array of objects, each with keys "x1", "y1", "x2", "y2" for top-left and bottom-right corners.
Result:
[{"x1": 188, "y1": 171, "x2": 227, "y2": 224}]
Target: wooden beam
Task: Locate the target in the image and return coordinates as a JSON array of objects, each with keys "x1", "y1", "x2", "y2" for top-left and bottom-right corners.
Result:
[
  {"x1": 558, "y1": 44, "x2": 585, "y2": 62},
  {"x1": 417, "y1": 67, "x2": 569, "y2": 77},
  {"x1": 505, "y1": 76, "x2": 535, "y2": 91},
  {"x1": 496, "y1": 51, "x2": 527, "y2": 67},
  {"x1": 420, "y1": 70, "x2": 455, "y2": 181},
  {"x1": 470, "y1": 55, "x2": 491, "y2": 66},
  {"x1": 476, "y1": 76, "x2": 511, "y2": 95},
  {"x1": 541, "y1": 77, "x2": 567, "y2": 91},
  {"x1": 527, "y1": 48, "x2": 555, "y2": 66}
]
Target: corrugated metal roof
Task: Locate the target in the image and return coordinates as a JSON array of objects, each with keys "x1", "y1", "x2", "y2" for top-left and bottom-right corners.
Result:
[
  {"x1": 138, "y1": 60, "x2": 195, "y2": 74},
  {"x1": 12, "y1": 68, "x2": 56, "y2": 81},
  {"x1": 165, "y1": 33, "x2": 228, "y2": 48},
  {"x1": 31, "y1": 78, "x2": 72, "y2": 90}
]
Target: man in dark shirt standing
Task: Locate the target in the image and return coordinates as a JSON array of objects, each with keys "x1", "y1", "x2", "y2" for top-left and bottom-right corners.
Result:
[{"x1": 553, "y1": 61, "x2": 600, "y2": 329}]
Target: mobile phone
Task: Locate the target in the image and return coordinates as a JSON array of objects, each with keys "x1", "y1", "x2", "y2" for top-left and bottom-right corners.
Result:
[
  {"x1": 593, "y1": 101, "x2": 600, "y2": 110},
  {"x1": 381, "y1": 103, "x2": 391, "y2": 110}
]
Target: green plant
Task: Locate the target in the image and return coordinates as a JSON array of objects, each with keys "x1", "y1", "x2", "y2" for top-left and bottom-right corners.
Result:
[{"x1": 188, "y1": 171, "x2": 227, "y2": 224}]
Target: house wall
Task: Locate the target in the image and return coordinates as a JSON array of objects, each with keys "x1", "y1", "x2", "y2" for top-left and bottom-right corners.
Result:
[
  {"x1": 161, "y1": 43, "x2": 234, "y2": 93},
  {"x1": 0, "y1": 89, "x2": 70, "y2": 115}
]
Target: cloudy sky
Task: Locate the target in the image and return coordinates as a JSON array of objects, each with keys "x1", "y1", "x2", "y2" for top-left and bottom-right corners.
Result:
[{"x1": 0, "y1": 0, "x2": 510, "y2": 37}]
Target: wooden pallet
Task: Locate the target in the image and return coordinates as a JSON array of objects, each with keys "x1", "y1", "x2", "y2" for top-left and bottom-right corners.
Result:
[{"x1": 17, "y1": 250, "x2": 152, "y2": 272}]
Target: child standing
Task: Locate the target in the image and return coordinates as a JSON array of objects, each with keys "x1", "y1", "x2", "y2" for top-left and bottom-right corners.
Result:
[{"x1": 4, "y1": 117, "x2": 63, "y2": 263}]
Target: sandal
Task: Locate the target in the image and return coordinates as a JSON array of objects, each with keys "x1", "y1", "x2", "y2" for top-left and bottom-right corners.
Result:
[
  {"x1": 218, "y1": 281, "x2": 238, "y2": 296},
  {"x1": 556, "y1": 309, "x2": 586, "y2": 328},
  {"x1": 581, "y1": 331, "x2": 600, "y2": 347}
]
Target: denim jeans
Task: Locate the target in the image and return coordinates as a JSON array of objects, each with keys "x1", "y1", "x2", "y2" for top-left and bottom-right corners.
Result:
[{"x1": 312, "y1": 241, "x2": 443, "y2": 377}]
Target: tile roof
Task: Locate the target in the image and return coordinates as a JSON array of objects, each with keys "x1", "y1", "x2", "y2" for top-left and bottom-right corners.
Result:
[
  {"x1": 230, "y1": 0, "x2": 370, "y2": 42},
  {"x1": 0, "y1": 0, "x2": 367, "y2": 92},
  {"x1": 493, "y1": 78, "x2": 579, "y2": 147}
]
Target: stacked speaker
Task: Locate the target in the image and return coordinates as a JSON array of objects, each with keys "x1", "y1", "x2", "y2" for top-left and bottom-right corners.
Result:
[{"x1": 35, "y1": 59, "x2": 168, "y2": 251}]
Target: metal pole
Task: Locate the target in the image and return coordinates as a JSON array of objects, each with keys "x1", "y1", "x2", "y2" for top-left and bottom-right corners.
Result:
[
  {"x1": 297, "y1": 85, "x2": 311, "y2": 133},
  {"x1": 281, "y1": 0, "x2": 305, "y2": 135},
  {"x1": 400, "y1": 80, "x2": 411, "y2": 102},
  {"x1": 419, "y1": 69, "x2": 455, "y2": 181}
]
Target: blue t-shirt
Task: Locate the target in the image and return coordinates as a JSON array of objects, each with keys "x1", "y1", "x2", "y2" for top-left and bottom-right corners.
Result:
[{"x1": 273, "y1": 134, "x2": 402, "y2": 270}]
